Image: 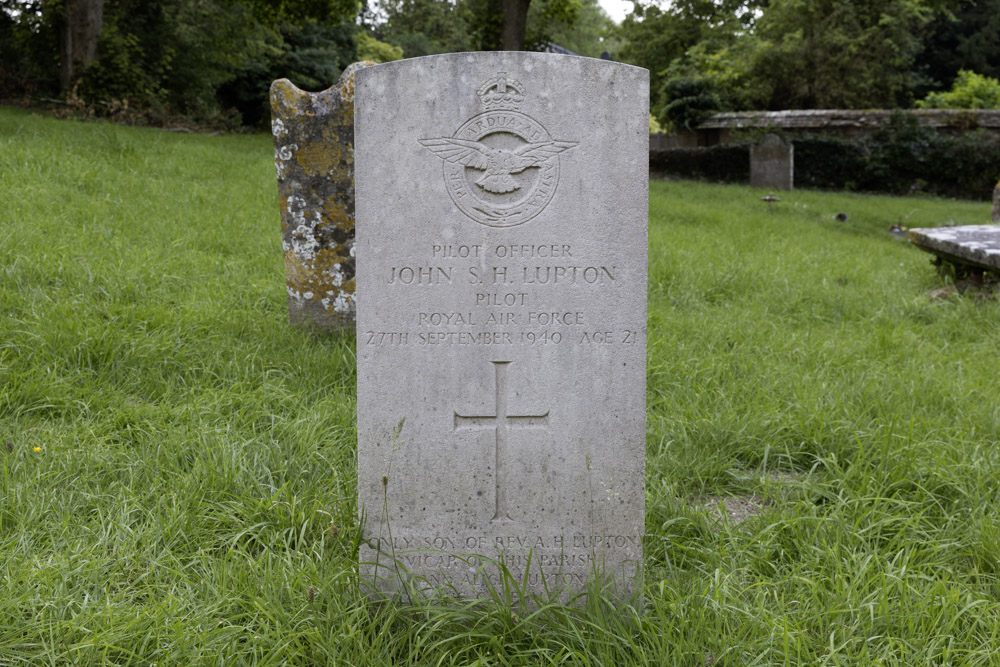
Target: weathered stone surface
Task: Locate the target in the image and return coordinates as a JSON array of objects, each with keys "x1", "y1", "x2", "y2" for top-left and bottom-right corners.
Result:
[
  {"x1": 909, "y1": 225, "x2": 1000, "y2": 271},
  {"x1": 270, "y1": 61, "x2": 373, "y2": 331},
  {"x1": 355, "y1": 53, "x2": 648, "y2": 603},
  {"x1": 699, "y1": 109, "x2": 1000, "y2": 133},
  {"x1": 993, "y1": 181, "x2": 999, "y2": 223},
  {"x1": 750, "y1": 133, "x2": 793, "y2": 191}
]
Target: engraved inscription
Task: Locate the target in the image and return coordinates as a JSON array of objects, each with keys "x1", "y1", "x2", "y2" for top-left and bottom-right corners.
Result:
[
  {"x1": 419, "y1": 73, "x2": 578, "y2": 228},
  {"x1": 454, "y1": 361, "x2": 549, "y2": 523},
  {"x1": 366, "y1": 240, "x2": 643, "y2": 348},
  {"x1": 364, "y1": 239, "x2": 643, "y2": 347}
]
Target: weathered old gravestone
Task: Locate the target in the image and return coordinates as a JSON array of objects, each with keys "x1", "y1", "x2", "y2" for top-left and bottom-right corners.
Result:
[
  {"x1": 270, "y1": 61, "x2": 372, "y2": 331},
  {"x1": 750, "y1": 133, "x2": 794, "y2": 191},
  {"x1": 355, "y1": 53, "x2": 648, "y2": 602}
]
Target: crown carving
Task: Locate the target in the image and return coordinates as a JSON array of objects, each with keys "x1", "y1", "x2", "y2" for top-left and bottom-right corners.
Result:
[{"x1": 477, "y1": 72, "x2": 525, "y2": 111}]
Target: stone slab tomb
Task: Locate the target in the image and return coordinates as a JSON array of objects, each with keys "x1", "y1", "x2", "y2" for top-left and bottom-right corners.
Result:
[
  {"x1": 270, "y1": 61, "x2": 372, "y2": 331},
  {"x1": 355, "y1": 53, "x2": 649, "y2": 601},
  {"x1": 909, "y1": 225, "x2": 1000, "y2": 272}
]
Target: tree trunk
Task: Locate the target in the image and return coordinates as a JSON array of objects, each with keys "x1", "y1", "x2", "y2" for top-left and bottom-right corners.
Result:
[
  {"x1": 59, "y1": 0, "x2": 105, "y2": 92},
  {"x1": 500, "y1": 0, "x2": 531, "y2": 51}
]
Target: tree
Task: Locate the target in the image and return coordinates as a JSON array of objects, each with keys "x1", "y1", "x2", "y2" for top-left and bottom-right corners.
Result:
[
  {"x1": 913, "y1": 0, "x2": 1000, "y2": 96},
  {"x1": 530, "y1": 0, "x2": 614, "y2": 57},
  {"x1": 379, "y1": 0, "x2": 471, "y2": 57},
  {"x1": 461, "y1": 0, "x2": 579, "y2": 50},
  {"x1": 59, "y1": 0, "x2": 104, "y2": 92},
  {"x1": 0, "y1": 0, "x2": 61, "y2": 96},
  {"x1": 746, "y1": 0, "x2": 932, "y2": 109},
  {"x1": 618, "y1": 0, "x2": 760, "y2": 113},
  {"x1": 376, "y1": 0, "x2": 580, "y2": 55}
]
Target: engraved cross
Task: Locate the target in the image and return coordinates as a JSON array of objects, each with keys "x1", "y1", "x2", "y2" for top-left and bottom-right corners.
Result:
[{"x1": 454, "y1": 360, "x2": 549, "y2": 523}]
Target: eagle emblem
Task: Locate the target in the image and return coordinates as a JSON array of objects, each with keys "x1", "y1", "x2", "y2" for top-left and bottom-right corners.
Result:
[
  {"x1": 419, "y1": 72, "x2": 578, "y2": 227},
  {"x1": 419, "y1": 139, "x2": 578, "y2": 195}
]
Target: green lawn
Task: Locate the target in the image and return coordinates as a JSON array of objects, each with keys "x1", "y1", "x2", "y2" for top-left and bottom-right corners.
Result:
[{"x1": 2, "y1": 105, "x2": 999, "y2": 665}]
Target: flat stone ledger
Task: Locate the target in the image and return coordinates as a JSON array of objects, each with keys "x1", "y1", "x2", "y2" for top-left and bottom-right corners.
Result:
[
  {"x1": 270, "y1": 61, "x2": 372, "y2": 331},
  {"x1": 750, "y1": 133, "x2": 794, "y2": 191},
  {"x1": 355, "y1": 53, "x2": 649, "y2": 603},
  {"x1": 909, "y1": 225, "x2": 1000, "y2": 272}
]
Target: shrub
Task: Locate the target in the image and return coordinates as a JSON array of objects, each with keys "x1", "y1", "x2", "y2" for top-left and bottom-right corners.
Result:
[
  {"x1": 918, "y1": 70, "x2": 1000, "y2": 109},
  {"x1": 658, "y1": 76, "x2": 722, "y2": 132},
  {"x1": 650, "y1": 144, "x2": 749, "y2": 183},
  {"x1": 357, "y1": 33, "x2": 403, "y2": 63},
  {"x1": 216, "y1": 21, "x2": 357, "y2": 128},
  {"x1": 657, "y1": 112, "x2": 1000, "y2": 200},
  {"x1": 792, "y1": 112, "x2": 1000, "y2": 199}
]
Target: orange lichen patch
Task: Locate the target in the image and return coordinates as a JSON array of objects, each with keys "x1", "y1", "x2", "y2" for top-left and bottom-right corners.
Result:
[
  {"x1": 296, "y1": 141, "x2": 340, "y2": 177},
  {"x1": 338, "y1": 73, "x2": 355, "y2": 101},
  {"x1": 330, "y1": 102, "x2": 354, "y2": 133},
  {"x1": 341, "y1": 276, "x2": 356, "y2": 294},
  {"x1": 284, "y1": 248, "x2": 352, "y2": 301},
  {"x1": 270, "y1": 79, "x2": 310, "y2": 118},
  {"x1": 320, "y1": 197, "x2": 351, "y2": 229},
  {"x1": 321, "y1": 116, "x2": 352, "y2": 148},
  {"x1": 336, "y1": 61, "x2": 374, "y2": 101}
]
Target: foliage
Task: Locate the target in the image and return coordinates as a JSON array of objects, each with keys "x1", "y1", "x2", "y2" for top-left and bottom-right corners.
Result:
[
  {"x1": 654, "y1": 113, "x2": 1000, "y2": 199},
  {"x1": 523, "y1": 0, "x2": 581, "y2": 51},
  {"x1": 357, "y1": 32, "x2": 403, "y2": 62},
  {"x1": 377, "y1": 0, "x2": 472, "y2": 56},
  {"x1": 619, "y1": 1, "x2": 760, "y2": 114},
  {"x1": 218, "y1": 21, "x2": 358, "y2": 127},
  {"x1": 658, "y1": 76, "x2": 722, "y2": 131},
  {"x1": 0, "y1": 0, "x2": 360, "y2": 124},
  {"x1": 530, "y1": 0, "x2": 616, "y2": 58},
  {"x1": 790, "y1": 136, "x2": 868, "y2": 191},
  {"x1": 620, "y1": 0, "x2": 950, "y2": 115},
  {"x1": 744, "y1": 0, "x2": 933, "y2": 109},
  {"x1": 455, "y1": 0, "x2": 583, "y2": 53},
  {"x1": 795, "y1": 113, "x2": 1000, "y2": 198},
  {"x1": 237, "y1": 0, "x2": 361, "y2": 24},
  {"x1": 912, "y1": 0, "x2": 1000, "y2": 97},
  {"x1": 0, "y1": 0, "x2": 61, "y2": 97},
  {"x1": 73, "y1": 0, "x2": 279, "y2": 117},
  {"x1": 650, "y1": 143, "x2": 749, "y2": 183},
  {"x1": 373, "y1": 0, "x2": 589, "y2": 59},
  {"x1": 917, "y1": 69, "x2": 1000, "y2": 109},
  {"x1": 5, "y1": 106, "x2": 1000, "y2": 663}
]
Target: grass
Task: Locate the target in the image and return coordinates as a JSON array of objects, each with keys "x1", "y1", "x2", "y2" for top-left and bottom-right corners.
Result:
[{"x1": 2, "y1": 104, "x2": 1000, "y2": 664}]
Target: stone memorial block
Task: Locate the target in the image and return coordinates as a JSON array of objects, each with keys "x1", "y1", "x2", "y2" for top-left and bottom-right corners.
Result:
[
  {"x1": 270, "y1": 61, "x2": 372, "y2": 331},
  {"x1": 909, "y1": 225, "x2": 1000, "y2": 272},
  {"x1": 750, "y1": 133, "x2": 794, "y2": 191},
  {"x1": 355, "y1": 53, "x2": 648, "y2": 602}
]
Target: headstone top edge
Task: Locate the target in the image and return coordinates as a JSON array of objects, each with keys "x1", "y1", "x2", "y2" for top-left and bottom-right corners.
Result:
[{"x1": 354, "y1": 52, "x2": 650, "y2": 79}]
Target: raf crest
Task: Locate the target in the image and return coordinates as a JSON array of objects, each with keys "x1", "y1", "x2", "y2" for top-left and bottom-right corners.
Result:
[{"x1": 419, "y1": 72, "x2": 577, "y2": 228}]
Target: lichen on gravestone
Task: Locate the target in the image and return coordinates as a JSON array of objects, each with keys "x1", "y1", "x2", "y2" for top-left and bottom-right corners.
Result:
[{"x1": 270, "y1": 61, "x2": 374, "y2": 331}]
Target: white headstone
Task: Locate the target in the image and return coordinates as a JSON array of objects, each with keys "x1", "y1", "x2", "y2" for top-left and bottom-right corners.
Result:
[{"x1": 355, "y1": 53, "x2": 648, "y2": 602}]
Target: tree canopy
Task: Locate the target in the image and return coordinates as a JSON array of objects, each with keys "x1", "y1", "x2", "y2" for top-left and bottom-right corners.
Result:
[
  {"x1": 620, "y1": 0, "x2": 1000, "y2": 128},
  {"x1": 0, "y1": 0, "x2": 613, "y2": 125},
  {"x1": 3, "y1": 0, "x2": 999, "y2": 128}
]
